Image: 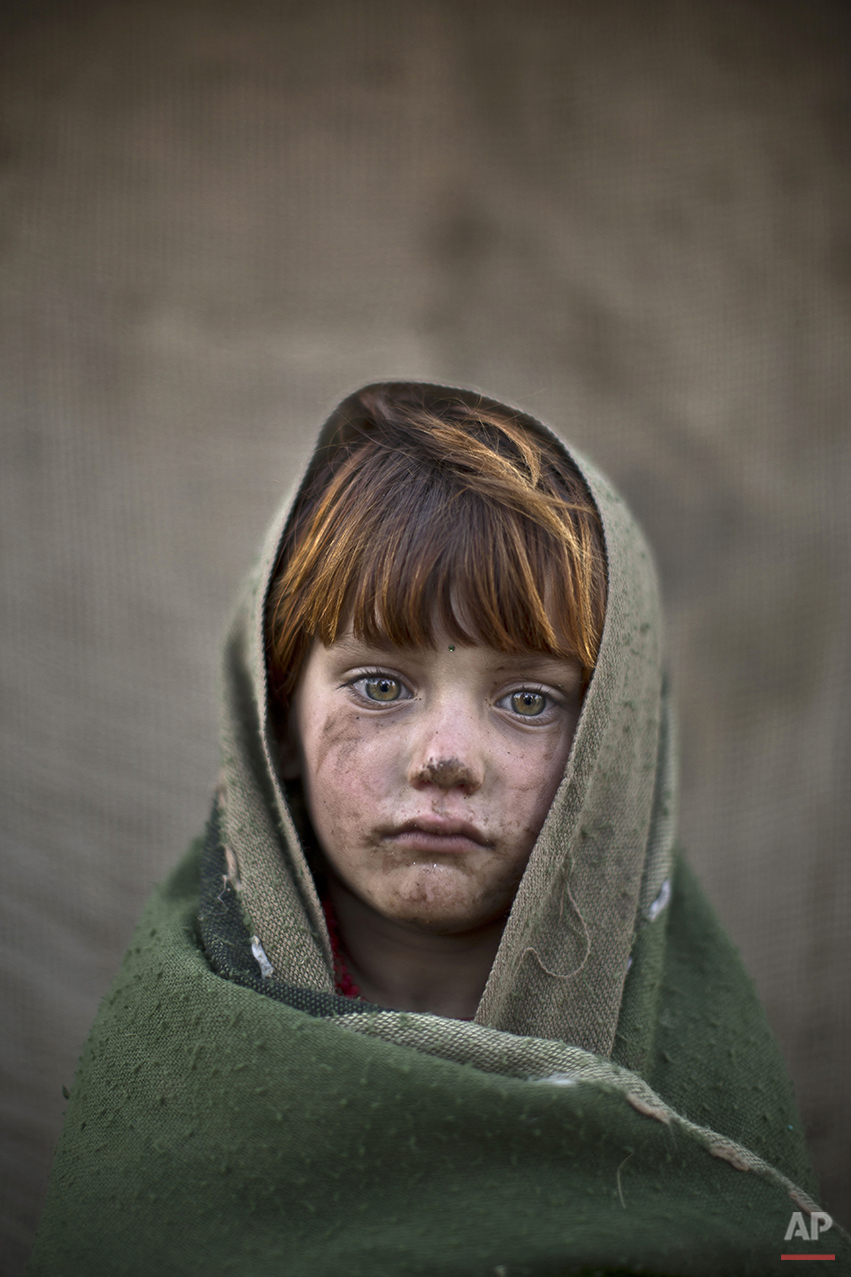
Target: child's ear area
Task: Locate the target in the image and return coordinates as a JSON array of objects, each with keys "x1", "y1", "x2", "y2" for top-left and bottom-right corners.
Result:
[
  {"x1": 269, "y1": 700, "x2": 302, "y2": 779},
  {"x1": 278, "y1": 728, "x2": 302, "y2": 780}
]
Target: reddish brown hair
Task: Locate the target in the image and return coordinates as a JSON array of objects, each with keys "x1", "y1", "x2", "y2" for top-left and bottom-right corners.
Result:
[{"x1": 265, "y1": 386, "x2": 607, "y2": 712}]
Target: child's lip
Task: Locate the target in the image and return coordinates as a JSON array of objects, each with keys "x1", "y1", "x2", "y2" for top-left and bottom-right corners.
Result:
[{"x1": 382, "y1": 817, "x2": 492, "y2": 850}]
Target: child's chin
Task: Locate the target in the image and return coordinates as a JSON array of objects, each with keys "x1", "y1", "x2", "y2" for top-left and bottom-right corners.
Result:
[{"x1": 370, "y1": 873, "x2": 505, "y2": 933}]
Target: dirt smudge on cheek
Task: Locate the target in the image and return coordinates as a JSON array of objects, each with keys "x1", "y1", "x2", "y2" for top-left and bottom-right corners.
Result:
[{"x1": 312, "y1": 710, "x2": 365, "y2": 779}]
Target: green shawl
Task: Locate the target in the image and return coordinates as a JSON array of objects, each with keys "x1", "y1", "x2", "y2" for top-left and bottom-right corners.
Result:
[{"x1": 30, "y1": 384, "x2": 847, "y2": 1275}]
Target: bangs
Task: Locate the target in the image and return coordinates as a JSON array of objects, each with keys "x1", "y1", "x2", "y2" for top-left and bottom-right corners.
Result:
[
  {"x1": 343, "y1": 486, "x2": 592, "y2": 659},
  {"x1": 266, "y1": 394, "x2": 607, "y2": 710}
]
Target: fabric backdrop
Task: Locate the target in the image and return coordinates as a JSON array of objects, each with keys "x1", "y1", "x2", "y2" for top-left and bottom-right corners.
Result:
[{"x1": 1, "y1": 1, "x2": 849, "y2": 1271}]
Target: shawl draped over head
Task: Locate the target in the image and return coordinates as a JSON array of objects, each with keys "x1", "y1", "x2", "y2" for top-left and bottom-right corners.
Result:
[{"x1": 30, "y1": 384, "x2": 847, "y2": 1276}]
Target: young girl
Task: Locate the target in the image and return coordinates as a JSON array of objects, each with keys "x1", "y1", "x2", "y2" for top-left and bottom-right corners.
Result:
[{"x1": 31, "y1": 383, "x2": 843, "y2": 1275}]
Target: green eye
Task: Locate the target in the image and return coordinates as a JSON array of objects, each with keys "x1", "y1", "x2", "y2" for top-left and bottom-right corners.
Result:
[
  {"x1": 511, "y1": 690, "x2": 546, "y2": 717},
  {"x1": 364, "y1": 676, "x2": 402, "y2": 702}
]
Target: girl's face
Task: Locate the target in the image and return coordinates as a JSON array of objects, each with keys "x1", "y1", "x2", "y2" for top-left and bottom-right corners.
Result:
[{"x1": 284, "y1": 629, "x2": 583, "y2": 935}]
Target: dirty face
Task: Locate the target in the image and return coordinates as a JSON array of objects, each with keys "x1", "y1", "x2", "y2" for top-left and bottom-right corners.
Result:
[{"x1": 283, "y1": 629, "x2": 583, "y2": 935}]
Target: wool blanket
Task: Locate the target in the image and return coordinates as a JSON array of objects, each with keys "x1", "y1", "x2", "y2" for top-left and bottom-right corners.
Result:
[{"x1": 29, "y1": 817, "x2": 845, "y2": 1274}]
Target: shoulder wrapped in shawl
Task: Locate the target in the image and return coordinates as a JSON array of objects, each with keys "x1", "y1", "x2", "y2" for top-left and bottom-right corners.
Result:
[{"x1": 30, "y1": 384, "x2": 847, "y2": 1276}]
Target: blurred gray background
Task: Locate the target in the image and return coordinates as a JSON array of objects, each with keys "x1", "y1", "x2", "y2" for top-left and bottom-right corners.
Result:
[{"x1": 2, "y1": 0, "x2": 849, "y2": 1269}]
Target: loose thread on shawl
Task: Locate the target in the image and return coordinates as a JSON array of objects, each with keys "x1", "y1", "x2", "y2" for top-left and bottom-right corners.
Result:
[
  {"x1": 616, "y1": 1152, "x2": 634, "y2": 1209},
  {"x1": 523, "y1": 872, "x2": 591, "y2": 981}
]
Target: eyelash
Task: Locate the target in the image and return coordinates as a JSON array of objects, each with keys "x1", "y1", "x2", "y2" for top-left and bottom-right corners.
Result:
[{"x1": 344, "y1": 672, "x2": 560, "y2": 719}]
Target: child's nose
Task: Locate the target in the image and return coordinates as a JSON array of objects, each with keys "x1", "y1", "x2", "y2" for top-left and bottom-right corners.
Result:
[
  {"x1": 407, "y1": 706, "x2": 485, "y2": 795},
  {"x1": 410, "y1": 755, "x2": 482, "y2": 795}
]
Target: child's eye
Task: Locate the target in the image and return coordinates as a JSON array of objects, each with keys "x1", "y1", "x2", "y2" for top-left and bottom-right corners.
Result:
[
  {"x1": 351, "y1": 674, "x2": 409, "y2": 703},
  {"x1": 365, "y1": 676, "x2": 402, "y2": 702},
  {"x1": 500, "y1": 689, "x2": 549, "y2": 717}
]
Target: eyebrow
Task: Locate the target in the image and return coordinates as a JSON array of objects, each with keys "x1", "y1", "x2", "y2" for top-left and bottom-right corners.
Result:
[
  {"x1": 329, "y1": 634, "x2": 403, "y2": 658},
  {"x1": 492, "y1": 655, "x2": 579, "y2": 671}
]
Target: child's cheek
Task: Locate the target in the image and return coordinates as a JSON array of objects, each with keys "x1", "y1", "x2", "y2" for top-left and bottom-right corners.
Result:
[{"x1": 307, "y1": 709, "x2": 402, "y2": 825}]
